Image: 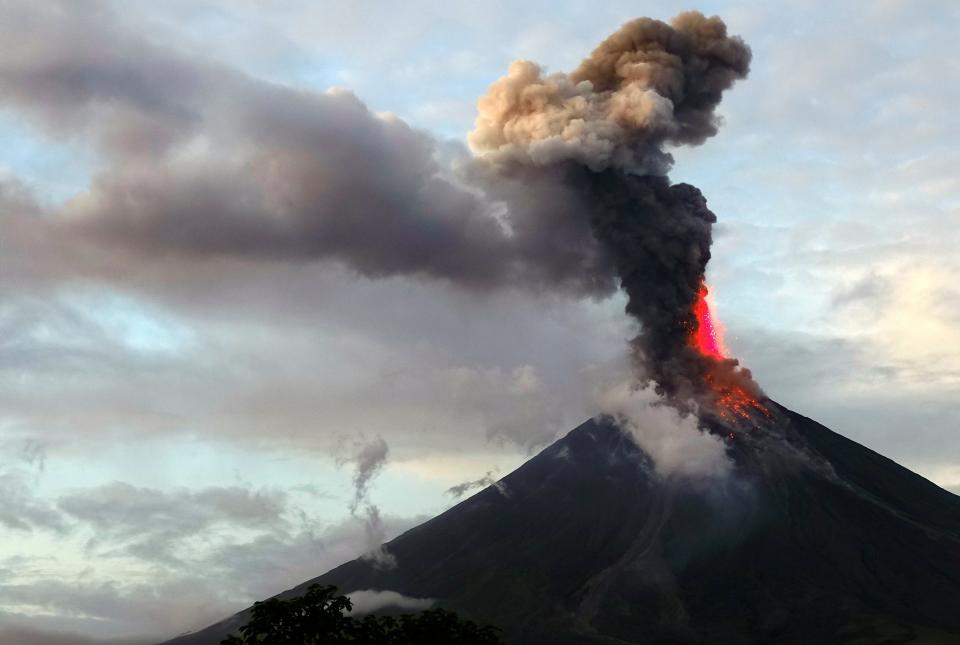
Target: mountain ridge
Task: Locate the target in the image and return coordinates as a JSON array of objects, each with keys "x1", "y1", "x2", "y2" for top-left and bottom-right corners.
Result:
[{"x1": 163, "y1": 402, "x2": 960, "y2": 644}]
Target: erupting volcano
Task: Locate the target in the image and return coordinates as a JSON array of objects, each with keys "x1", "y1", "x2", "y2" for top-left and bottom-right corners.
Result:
[
  {"x1": 158, "y1": 11, "x2": 960, "y2": 645},
  {"x1": 465, "y1": 11, "x2": 760, "y2": 418}
]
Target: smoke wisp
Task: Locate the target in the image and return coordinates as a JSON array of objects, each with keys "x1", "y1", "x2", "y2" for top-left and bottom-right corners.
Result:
[
  {"x1": 338, "y1": 436, "x2": 395, "y2": 569},
  {"x1": 445, "y1": 470, "x2": 498, "y2": 500}
]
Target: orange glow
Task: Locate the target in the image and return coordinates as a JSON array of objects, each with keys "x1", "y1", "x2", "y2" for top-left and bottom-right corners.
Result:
[
  {"x1": 691, "y1": 281, "x2": 769, "y2": 422},
  {"x1": 704, "y1": 373, "x2": 770, "y2": 422},
  {"x1": 692, "y1": 284, "x2": 726, "y2": 358}
]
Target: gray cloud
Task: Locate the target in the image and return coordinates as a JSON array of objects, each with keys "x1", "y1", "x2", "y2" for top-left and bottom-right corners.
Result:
[
  {"x1": 0, "y1": 577, "x2": 236, "y2": 642},
  {"x1": 57, "y1": 483, "x2": 288, "y2": 563},
  {"x1": 0, "y1": 471, "x2": 65, "y2": 534},
  {"x1": 830, "y1": 272, "x2": 891, "y2": 309},
  {"x1": 445, "y1": 470, "x2": 497, "y2": 499},
  {"x1": 731, "y1": 325, "x2": 960, "y2": 471},
  {"x1": 204, "y1": 511, "x2": 425, "y2": 598},
  {"x1": 0, "y1": 0, "x2": 617, "y2": 297},
  {"x1": 0, "y1": 442, "x2": 66, "y2": 534},
  {"x1": 0, "y1": 1, "x2": 751, "y2": 339},
  {"x1": 0, "y1": 276, "x2": 619, "y2": 458},
  {"x1": 0, "y1": 486, "x2": 425, "y2": 640},
  {"x1": 0, "y1": 624, "x2": 149, "y2": 645}
]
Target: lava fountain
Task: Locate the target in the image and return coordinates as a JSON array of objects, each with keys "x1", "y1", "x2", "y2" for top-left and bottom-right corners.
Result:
[
  {"x1": 691, "y1": 282, "x2": 769, "y2": 422},
  {"x1": 692, "y1": 283, "x2": 726, "y2": 359}
]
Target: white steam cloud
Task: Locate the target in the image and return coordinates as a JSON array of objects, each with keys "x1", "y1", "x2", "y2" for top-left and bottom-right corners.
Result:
[
  {"x1": 346, "y1": 589, "x2": 435, "y2": 615},
  {"x1": 596, "y1": 380, "x2": 732, "y2": 479}
]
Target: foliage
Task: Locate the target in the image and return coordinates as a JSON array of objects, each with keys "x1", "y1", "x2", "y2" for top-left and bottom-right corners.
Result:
[{"x1": 222, "y1": 583, "x2": 503, "y2": 644}]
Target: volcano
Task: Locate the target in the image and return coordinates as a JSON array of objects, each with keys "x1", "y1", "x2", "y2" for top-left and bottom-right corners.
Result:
[{"x1": 164, "y1": 403, "x2": 960, "y2": 644}]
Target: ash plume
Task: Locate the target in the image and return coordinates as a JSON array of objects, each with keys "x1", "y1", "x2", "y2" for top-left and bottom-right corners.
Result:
[
  {"x1": 0, "y1": 3, "x2": 759, "y2": 411},
  {"x1": 470, "y1": 12, "x2": 751, "y2": 173},
  {"x1": 470, "y1": 11, "x2": 758, "y2": 405}
]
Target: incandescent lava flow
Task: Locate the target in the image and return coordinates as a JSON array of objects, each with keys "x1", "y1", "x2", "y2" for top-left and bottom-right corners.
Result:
[
  {"x1": 691, "y1": 282, "x2": 769, "y2": 423},
  {"x1": 692, "y1": 283, "x2": 726, "y2": 359}
]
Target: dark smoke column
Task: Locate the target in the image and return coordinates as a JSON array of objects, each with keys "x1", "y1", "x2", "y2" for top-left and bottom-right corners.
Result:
[{"x1": 470, "y1": 12, "x2": 759, "y2": 410}]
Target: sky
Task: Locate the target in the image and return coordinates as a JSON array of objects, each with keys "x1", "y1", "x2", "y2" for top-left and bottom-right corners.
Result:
[{"x1": 0, "y1": 0, "x2": 958, "y2": 642}]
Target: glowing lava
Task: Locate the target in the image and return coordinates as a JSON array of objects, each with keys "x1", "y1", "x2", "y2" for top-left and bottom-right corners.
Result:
[
  {"x1": 692, "y1": 284, "x2": 726, "y2": 358},
  {"x1": 691, "y1": 282, "x2": 769, "y2": 422}
]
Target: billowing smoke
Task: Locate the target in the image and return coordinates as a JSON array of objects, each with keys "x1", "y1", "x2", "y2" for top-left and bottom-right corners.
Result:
[
  {"x1": 469, "y1": 12, "x2": 758, "y2": 406},
  {"x1": 470, "y1": 13, "x2": 750, "y2": 172},
  {"x1": 596, "y1": 380, "x2": 732, "y2": 479},
  {"x1": 0, "y1": 4, "x2": 759, "y2": 412}
]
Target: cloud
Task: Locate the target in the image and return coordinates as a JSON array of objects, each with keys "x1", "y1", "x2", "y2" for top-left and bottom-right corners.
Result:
[
  {"x1": 198, "y1": 511, "x2": 426, "y2": 600},
  {"x1": 0, "y1": 441, "x2": 66, "y2": 534},
  {"x1": 0, "y1": 625, "x2": 149, "y2": 645},
  {"x1": 57, "y1": 482, "x2": 288, "y2": 562},
  {"x1": 0, "y1": 274, "x2": 623, "y2": 457},
  {"x1": 830, "y1": 272, "x2": 891, "y2": 309},
  {"x1": 445, "y1": 471, "x2": 497, "y2": 499},
  {"x1": 596, "y1": 380, "x2": 732, "y2": 479},
  {"x1": 728, "y1": 323, "x2": 960, "y2": 483},
  {"x1": 0, "y1": 500, "x2": 425, "y2": 640},
  {"x1": 0, "y1": 0, "x2": 624, "y2": 299},
  {"x1": 0, "y1": 471, "x2": 65, "y2": 533},
  {"x1": 346, "y1": 590, "x2": 434, "y2": 615},
  {"x1": 0, "y1": 577, "x2": 236, "y2": 642}
]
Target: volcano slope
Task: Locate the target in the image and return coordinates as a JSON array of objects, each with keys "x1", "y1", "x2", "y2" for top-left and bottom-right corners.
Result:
[{"x1": 164, "y1": 402, "x2": 960, "y2": 645}]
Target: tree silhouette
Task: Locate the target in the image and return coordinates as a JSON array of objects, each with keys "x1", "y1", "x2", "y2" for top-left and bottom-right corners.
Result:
[{"x1": 221, "y1": 584, "x2": 504, "y2": 644}]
